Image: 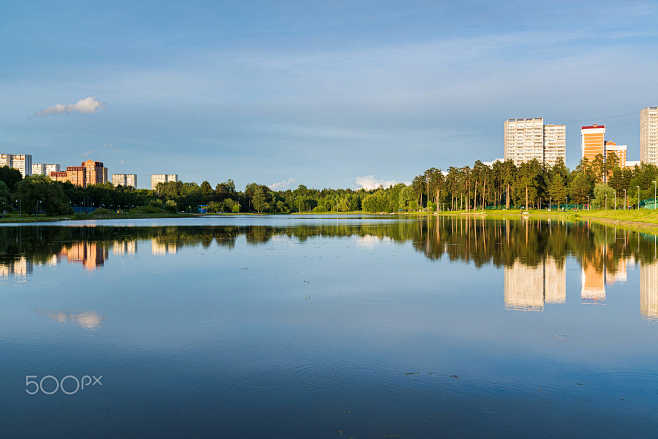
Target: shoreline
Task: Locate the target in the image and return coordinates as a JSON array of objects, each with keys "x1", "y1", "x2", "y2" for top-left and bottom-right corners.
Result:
[{"x1": 2, "y1": 209, "x2": 658, "y2": 234}]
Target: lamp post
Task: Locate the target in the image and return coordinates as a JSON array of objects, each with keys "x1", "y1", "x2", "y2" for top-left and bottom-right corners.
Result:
[
  {"x1": 653, "y1": 180, "x2": 657, "y2": 210},
  {"x1": 614, "y1": 191, "x2": 617, "y2": 210},
  {"x1": 624, "y1": 189, "x2": 627, "y2": 210}
]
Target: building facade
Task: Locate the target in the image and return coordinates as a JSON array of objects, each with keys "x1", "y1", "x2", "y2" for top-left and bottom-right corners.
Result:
[
  {"x1": 504, "y1": 118, "x2": 566, "y2": 167},
  {"x1": 641, "y1": 107, "x2": 658, "y2": 166},
  {"x1": 0, "y1": 153, "x2": 32, "y2": 177},
  {"x1": 50, "y1": 161, "x2": 107, "y2": 188},
  {"x1": 112, "y1": 173, "x2": 137, "y2": 188},
  {"x1": 83, "y1": 160, "x2": 108, "y2": 185},
  {"x1": 543, "y1": 124, "x2": 567, "y2": 167},
  {"x1": 581, "y1": 124, "x2": 606, "y2": 162},
  {"x1": 151, "y1": 174, "x2": 178, "y2": 190},
  {"x1": 32, "y1": 163, "x2": 61, "y2": 176},
  {"x1": 604, "y1": 142, "x2": 627, "y2": 169}
]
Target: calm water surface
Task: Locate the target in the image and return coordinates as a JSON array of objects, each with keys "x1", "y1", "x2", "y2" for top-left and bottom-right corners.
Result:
[{"x1": 1, "y1": 215, "x2": 658, "y2": 438}]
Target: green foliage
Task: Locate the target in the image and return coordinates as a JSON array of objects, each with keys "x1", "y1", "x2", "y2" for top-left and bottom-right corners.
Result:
[
  {"x1": 569, "y1": 173, "x2": 592, "y2": 205},
  {"x1": 165, "y1": 199, "x2": 177, "y2": 212},
  {"x1": 0, "y1": 166, "x2": 22, "y2": 192},
  {"x1": 16, "y1": 175, "x2": 71, "y2": 215},
  {"x1": 0, "y1": 180, "x2": 9, "y2": 211},
  {"x1": 592, "y1": 183, "x2": 615, "y2": 208}
]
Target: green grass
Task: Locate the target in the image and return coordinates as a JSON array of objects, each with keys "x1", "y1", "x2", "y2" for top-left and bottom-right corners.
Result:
[{"x1": 435, "y1": 208, "x2": 658, "y2": 234}]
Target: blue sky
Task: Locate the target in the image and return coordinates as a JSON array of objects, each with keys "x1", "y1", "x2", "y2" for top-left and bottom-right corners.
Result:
[{"x1": 2, "y1": 1, "x2": 658, "y2": 189}]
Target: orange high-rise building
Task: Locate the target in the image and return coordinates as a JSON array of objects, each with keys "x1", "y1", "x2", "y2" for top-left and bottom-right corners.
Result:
[
  {"x1": 581, "y1": 124, "x2": 606, "y2": 162},
  {"x1": 83, "y1": 160, "x2": 108, "y2": 185}
]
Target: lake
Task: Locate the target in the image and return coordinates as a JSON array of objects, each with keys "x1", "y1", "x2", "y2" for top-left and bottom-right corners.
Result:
[{"x1": 1, "y1": 215, "x2": 658, "y2": 438}]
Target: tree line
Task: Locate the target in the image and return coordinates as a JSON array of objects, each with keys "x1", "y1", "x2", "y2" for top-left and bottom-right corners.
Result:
[{"x1": 1, "y1": 153, "x2": 657, "y2": 216}]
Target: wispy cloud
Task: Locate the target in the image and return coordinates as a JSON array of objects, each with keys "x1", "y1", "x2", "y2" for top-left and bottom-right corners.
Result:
[
  {"x1": 355, "y1": 176, "x2": 409, "y2": 191},
  {"x1": 37, "y1": 97, "x2": 104, "y2": 116},
  {"x1": 269, "y1": 178, "x2": 296, "y2": 190}
]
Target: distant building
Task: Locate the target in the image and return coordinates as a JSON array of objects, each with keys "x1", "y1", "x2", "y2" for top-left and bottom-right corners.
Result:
[
  {"x1": 151, "y1": 174, "x2": 178, "y2": 190},
  {"x1": 640, "y1": 107, "x2": 658, "y2": 166},
  {"x1": 50, "y1": 160, "x2": 107, "y2": 188},
  {"x1": 581, "y1": 124, "x2": 606, "y2": 162},
  {"x1": 0, "y1": 153, "x2": 32, "y2": 177},
  {"x1": 112, "y1": 173, "x2": 137, "y2": 188},
  {"x1": 543, "y1": 124, "x2": 567, "y2": 167},
  {"x1": 32, "y1": 163, "x2": 61, "y2": 176},
  {"x1": 504, "y1": 117, "x2": 566, "y2": 167},
  {"x1": 604, "y1": 142, "x2": 627, "y2": 169},
  {"x1": 626, "y1": 160, "x2": 641, "y2": 168},
  {"x1": 83, "y1": 160, "x2": 108, "y2": 185}
]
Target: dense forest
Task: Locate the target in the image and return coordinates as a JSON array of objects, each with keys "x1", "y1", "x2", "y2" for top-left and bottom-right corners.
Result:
[{"x1": 1, "y1": 153, "x2": 657, "y2": 216}]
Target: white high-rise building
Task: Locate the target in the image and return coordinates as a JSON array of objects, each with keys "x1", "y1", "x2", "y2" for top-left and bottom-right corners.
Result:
[
  {"x1": 0, "y1": 153, "x2": 32, "y2": 177},
  {"x1": 32, "y1": 163, "x2": 61, "y2": 176},
  {"x1": 112, "y1": 173, "x2": 138, "y2": 188},
  {"x1": 640, "y1": 107, "x2": 658, "y2": 165},
  {"x1": 543, "y1": 124, "x2": 567, "y2": 167},
  {"x1": 151, "y1": 174, "x2": 178, "y2": 190},
  {"x1": 504, "y1": 118, "x2": 566, "y2": 167}
]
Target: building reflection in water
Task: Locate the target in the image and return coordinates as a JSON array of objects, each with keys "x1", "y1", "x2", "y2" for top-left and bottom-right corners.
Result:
[
  {"x1": 112, "y1": 240, "x2": 137, "y2": 256},
  {"x1": 59, "y1": 242, "x2": 109, "y2": 271},
  {"x1": 504, "y1": 257, "x2": 565, "y2": 311},
  {"x1": 152, "y1": 239, "x2": 177, "y2": 255},
  {"x1": 641, "y1": 260, "x2": 658, "y2": 319},
  {"x1": 0, "y1": 257, "x2": 34, "y2": 281},
  {"x1": 1, "y1": 221, "x2": 657, "y2": 321}
]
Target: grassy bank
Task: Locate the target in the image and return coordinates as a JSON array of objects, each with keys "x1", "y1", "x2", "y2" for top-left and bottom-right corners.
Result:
[{"x1": 435, "y1": 208, "x2": 658, "y2": 234}]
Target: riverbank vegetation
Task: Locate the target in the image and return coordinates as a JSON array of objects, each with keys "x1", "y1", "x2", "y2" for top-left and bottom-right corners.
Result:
[{"x1": 1, "y1": 153, "x2": 657, "y2": 220}]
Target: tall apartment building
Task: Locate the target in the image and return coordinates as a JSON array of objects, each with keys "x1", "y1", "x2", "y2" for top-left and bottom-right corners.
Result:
[
  {"x1": 112, "y1": 173, "x2": 138, "y2": 188},
  {"x1": 151, "y1": 174, "x2": 178, "y2": 190},
  {"x1": 504, "y1": 118, "x2": 566, "y2": 167},
  {"x1": 32, "y1": 163, "x2": 61, "y2": 176},
  {"x1": 640, "y1": 107, "x2": 658, "y2": 165},
  {"x1": 581, "y1": 124, "x2": 606, "y2": 162},
  {"x1": 0, "y1": 153, "x2": 32, "y2": 177},
  {"x1": 543, "y1": 124, "x2": 567, "y2": 167},
  {"x1": 83, "y1": 160, "x2": 108, "y2": 185},
  {"x1": 604, "y1": 142, "x2": 627, "y2": 168}
]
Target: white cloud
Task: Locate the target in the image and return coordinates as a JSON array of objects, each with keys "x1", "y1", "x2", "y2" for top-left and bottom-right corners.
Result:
[
  {"x1": 37, "y1": 97, "x2": 104, "y2": 116},
  {"x1": 269, "y1": 178, "x2": 296, "y2": 191},
  {"x1": 355, "y1": 175, "x2": 409, "y2": 191}
]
